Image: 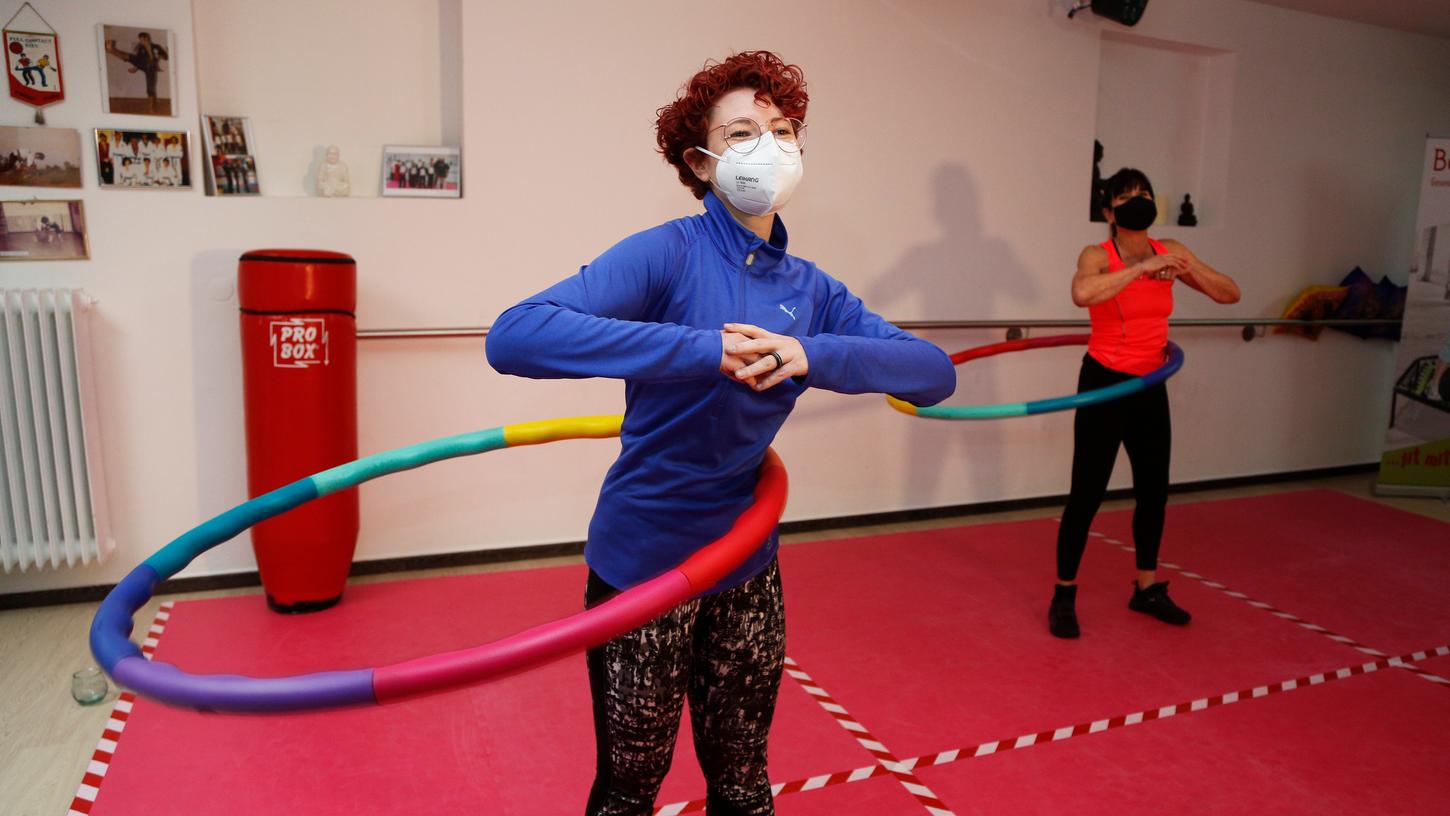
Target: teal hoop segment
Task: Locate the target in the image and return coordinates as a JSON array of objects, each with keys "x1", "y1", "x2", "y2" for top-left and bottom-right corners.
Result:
[{"x1": 142, "y1": 427, "x2": 509, "y2": 579}]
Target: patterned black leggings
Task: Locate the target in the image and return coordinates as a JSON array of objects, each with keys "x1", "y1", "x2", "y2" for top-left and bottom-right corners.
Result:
[{"x1": 584, "y1": 559, "x2": 785, "y2": 816}]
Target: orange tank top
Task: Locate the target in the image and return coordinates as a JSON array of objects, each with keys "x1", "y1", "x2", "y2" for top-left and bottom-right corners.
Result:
[{"x1": 1087, "y1": 238, "x2": 1174, "y2": 376}]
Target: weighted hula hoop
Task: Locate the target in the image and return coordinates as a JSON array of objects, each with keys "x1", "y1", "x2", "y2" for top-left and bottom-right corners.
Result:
[
  {"x1": 89, "y1": 415, "x2": 788, "y2": 712},
  {"x1": 887, "y1": 334, "x2": 1184, "y2": 420}
]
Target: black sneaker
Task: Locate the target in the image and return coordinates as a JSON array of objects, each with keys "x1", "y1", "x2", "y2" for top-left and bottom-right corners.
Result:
[
  {"x1": 1129, "y1": 581, "x2": 1191, "y2": 626},
  {"x1": 1049, "y1": 584, "x2": 1080, "y2": 639}
]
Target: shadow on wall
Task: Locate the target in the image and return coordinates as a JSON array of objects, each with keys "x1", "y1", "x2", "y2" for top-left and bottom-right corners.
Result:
[
  {"x1": 869, "y1": 163, "x2": 1038, "y2": 508},
  {"x1": 188, "y1": 249, "x2": 254, "y2": 575}
]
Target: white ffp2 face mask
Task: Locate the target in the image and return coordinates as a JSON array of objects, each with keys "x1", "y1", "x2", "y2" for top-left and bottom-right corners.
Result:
[{"x1": 696, "y1": 132, "x2": 803, "y2": 216}]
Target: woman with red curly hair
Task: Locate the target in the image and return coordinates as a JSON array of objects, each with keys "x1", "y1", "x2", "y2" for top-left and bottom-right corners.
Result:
[{"x1": 488, "y1": 51, "x2": 955, "y2": 815}]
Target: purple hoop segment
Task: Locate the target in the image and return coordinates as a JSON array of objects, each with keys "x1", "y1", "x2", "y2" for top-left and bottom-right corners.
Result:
[{"x1": 89, "y1": 416, "x2": 789, "y2": 712}]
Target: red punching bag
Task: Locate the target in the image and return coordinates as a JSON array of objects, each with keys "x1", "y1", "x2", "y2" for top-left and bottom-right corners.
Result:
[{"x1": 238, "y1": 249, "x2": 358, "y2": 613}]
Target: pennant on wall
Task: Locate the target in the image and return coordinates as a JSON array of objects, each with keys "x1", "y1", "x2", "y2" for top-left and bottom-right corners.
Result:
[{"x1": 4, "y1": 3, "x2": 63, "y2": 121}]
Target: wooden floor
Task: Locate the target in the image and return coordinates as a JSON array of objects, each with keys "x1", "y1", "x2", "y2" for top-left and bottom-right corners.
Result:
[{"x1": 1, "y1": 473, "x2": 1444, "y2": 815}]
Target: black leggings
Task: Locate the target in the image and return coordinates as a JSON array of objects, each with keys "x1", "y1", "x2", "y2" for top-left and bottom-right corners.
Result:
[
  {"x1": 1056, "y1": 354, "x2": 1171, "y2": 582},
  {"x1": 584, "y1": 559, "x2": 785, "y2": 816}
]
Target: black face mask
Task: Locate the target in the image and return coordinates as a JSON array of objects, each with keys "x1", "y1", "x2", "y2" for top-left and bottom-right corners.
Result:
[{"x1": 1112, "y1": 196, "x2": 1157, "y2": 231}]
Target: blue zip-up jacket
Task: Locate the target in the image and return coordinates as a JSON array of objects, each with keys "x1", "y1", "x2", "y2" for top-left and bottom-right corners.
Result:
[{"x1": 487, "y1": 191, "x2": 955, "y2": 592}]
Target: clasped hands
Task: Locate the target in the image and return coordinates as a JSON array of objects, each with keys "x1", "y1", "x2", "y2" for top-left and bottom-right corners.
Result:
[
  {"x1": 718, "y1": 323, "x2": 808, "y2": 392},
  {"x1": 1137, "y1": 254, "x2": 1192, "y2": 281}
]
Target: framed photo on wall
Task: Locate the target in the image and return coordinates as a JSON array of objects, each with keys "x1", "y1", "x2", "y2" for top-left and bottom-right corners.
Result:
[
  {"x1": 380, "y1": 146, "x2": 460, "y2": 198},
  {"x1": 94, "y1": 129, "x2": 191, "y2": 190},
  {"x1": 201, "y1": 115, "x2": 260, "y2": 196},
  {"x1": 203, "y1": 115, "x2": 252, "y2": 157},
  {"x1": 0, "y1": 199, "x2": 88, "y2": 261},
  {"x1": 0, "y1": 125, "x2": 82, "y2": 188},
  {"x1": 97, "y1": 24, "x2": 175, "y2": 116},
  {"x1": 208, "y1": 155, "x2": 259, "y2": 195}
]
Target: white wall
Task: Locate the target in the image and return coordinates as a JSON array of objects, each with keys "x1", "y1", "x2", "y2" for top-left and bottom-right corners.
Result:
[
  {"x1": 1096, "y1": 32, "x2": 1228, "y2": 226},
  {"x1": 190, "y1": 0, "x2": 456, "y2": 197},
  {"x1": 3, "y1": 0, "x2": 1449, "y2": 594}
]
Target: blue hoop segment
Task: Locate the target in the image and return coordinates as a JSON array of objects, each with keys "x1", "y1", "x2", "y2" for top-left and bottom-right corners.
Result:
[{"x1": 887, "y1": 335, "x2": 1184, "y2": 420}]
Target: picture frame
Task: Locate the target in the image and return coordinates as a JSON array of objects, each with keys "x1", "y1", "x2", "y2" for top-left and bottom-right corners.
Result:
[
  {"x1": 207, "y1": 154, "x2": 259, "y2": 196},
  {"x1": 94, "y1": 129, "x2": 191, "y2": 190},
  {"x1": 380, "y1": 145, "x2": 460, "y2": 198},
  {"x1": 201, "y1": 115, "x2": 260, "y2": 196},
  {"x1": 0, "y1": 125, "x2": 82, "y2": 188},
  {"x1": 202, "y1": 115, "x2": 252, "y2": 157},
  {"x1": 0, "y1": 199, "x2": 88, "y2": 261},
  {"x1": 97, "y1": 24, "x2": 175, "y2": 116}
]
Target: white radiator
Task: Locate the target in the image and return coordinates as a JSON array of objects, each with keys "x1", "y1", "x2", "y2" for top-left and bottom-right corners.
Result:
[{"x1": 0, "y1": 289, "x2": 112, "y2": 572}]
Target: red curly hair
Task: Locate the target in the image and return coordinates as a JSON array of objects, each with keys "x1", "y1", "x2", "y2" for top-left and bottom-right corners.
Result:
[{"x1": 655, "y1": 51, "x2": 808, "y2": 200}]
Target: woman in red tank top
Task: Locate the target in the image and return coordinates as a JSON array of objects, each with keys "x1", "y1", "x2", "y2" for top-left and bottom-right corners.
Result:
[{"x1": 1049, "y1": 168, "x2": 1240, "y2": 640}]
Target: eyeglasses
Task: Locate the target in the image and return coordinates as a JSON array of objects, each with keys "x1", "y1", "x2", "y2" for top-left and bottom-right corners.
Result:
[{"x1": 707, "y1": 117, "x2": 807, "y2": 154}]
